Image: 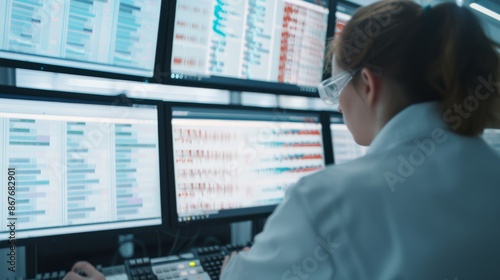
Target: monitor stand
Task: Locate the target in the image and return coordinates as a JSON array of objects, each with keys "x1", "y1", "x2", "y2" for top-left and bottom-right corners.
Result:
[
  {"x1": 230, "y1": 221, "x2": 252, "y2": 245},
  {"x1": 252, "y1": 218, "x2": 266, "y2": 237},
  {"x1": 230, "y1": 218, "x2": 267, "y2": 245}
]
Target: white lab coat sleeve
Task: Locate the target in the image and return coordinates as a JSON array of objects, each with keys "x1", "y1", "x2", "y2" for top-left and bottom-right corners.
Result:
[{"x1": 220, "y1": 182, "x2": 335, "y2": 280}]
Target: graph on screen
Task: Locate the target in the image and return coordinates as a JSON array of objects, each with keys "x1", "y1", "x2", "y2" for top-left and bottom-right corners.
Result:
[
  {"x1": 171, "y1": 107, "x2": 325, "y2": 222},
  {"x1": 0, "y1": 97, "x2": 162, "y2": 240},
  {"x1": 170, "y1": 0, "x2": 330, "y2": 93},
  {"x1": 0, "y1": 0, "x2": 162, "y2": 77},
  {"x1": 330, "y1": 115, "x2": 368, "y2": 164}
]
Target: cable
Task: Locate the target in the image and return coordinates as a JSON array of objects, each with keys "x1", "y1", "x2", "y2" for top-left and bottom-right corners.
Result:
[
  {"x1": 167, "y1": 230, "x2": 180, "y2": 256},
  {"x1": 176, "y1": 229, "x2": 201, "y2": 254},
  {"x1": 131, "y1": 238, "x2": 147, "y2": 257},
  {"x1": 111, "y1": 250, "x2": 119, "y2": 266},
  {"x1": 161, "y1": 229, "x2": 196, "y2": 240},
  {"x1": 161, "y1": 228, "x2": 203, "y2": 255}
]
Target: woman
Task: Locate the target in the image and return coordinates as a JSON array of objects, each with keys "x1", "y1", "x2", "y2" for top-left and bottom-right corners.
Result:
[
  {"x1": 65, "y1": 1, "x2": 500, "y2": 279},
  {"x1": 220, "y1": 0, "x2": 500, "y2": 279}
]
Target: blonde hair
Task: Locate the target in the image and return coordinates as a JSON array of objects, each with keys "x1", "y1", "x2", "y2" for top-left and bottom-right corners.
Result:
[{"x1": 327, "y1": 0, "x2": 500, "y2": 136}]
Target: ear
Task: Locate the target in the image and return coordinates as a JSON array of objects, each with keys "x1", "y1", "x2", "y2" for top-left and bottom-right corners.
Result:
[{"x1": 358, "y1": 68, "x2": 381, "y2": 107}]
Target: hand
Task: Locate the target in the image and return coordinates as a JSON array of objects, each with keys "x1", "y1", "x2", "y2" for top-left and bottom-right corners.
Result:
[
  {"x1": 63, "y1": 261, "x2": 105, "y2": 280},
  {"x1": 220, "y1": 247, "x2": 250, "y2": 277}
]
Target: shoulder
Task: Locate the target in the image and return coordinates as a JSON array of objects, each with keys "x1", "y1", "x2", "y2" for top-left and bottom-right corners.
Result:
[
  {"x1": 287, "y1": 154, "x2": 390, "y2": 226},
  {"x1": 291, "y1": 153, "x2": 391, "y2": 199}
]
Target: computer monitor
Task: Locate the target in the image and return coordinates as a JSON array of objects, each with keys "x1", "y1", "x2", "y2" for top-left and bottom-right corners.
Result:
[
  {"x1": 335, "y1": 0, "x2": 360, "y2": 37},
  {"x1": 0, "y1": 0, "x2": 165, "y2": 81},
  {"x1": 330, "y1": 113, "x2": 368, "y2": 164},
  {"x1": 166, "y1": 104, "x2": 326, "y2": 226},
  {"x1": 0, "y1": 86, "x2": 166, "y2": 242},
  {"x1": 164, "y1": 0, "x2": 336, "y2": 95},
  {"x1": 483, "y1": 128, "x2": 500, "y2": 154}
]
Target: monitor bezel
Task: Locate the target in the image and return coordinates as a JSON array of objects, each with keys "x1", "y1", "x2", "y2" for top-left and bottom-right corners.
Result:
[
  {"x1": 160, "y1": 0, "x2": 338, "y2": 97},
  {"x1": 0, "y1": 85, "x2": 169, "y2": 247},
  {"x1": 165, "y1": 101, "x2": 329, "y2": 228},
  {"x1": 0, "y1": 1, "x2": 170, "y2": 83},
  {"x1": 335, "y1": 0, "x2": 361, "y2": 17}
]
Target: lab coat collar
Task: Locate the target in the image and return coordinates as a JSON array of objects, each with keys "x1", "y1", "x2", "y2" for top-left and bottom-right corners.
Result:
[{"x1": 367, "y1": 101, "x2": 449, "y2": 154}]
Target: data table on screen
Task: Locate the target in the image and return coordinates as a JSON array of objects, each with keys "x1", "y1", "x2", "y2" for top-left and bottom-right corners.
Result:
[
  {"x1": 114, "y1": 121, "x2": 161, "y2": 220},
  {"x1": 6, "y1": 118, "x2": 65, "y2": 230},
  {"x1": 170, "y1": 0, "x2": 329, "y2": 90},
  {"x1": 65, "y1": 121, "x2": 113, "y2": 226},
  {"x1": 171, "y1": 107, "x2": 325, "y2": 222},
  {"x1": 0, "y1": 0, "x2": 162, "y2": 77},
  {"x1": 0, "y1": 98, "x2": 162, "y2": 240}
]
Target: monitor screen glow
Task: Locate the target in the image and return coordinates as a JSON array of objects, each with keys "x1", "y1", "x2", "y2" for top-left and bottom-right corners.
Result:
[
  {"x1": 0, "y1": 0, "x2": 163, "y2": 78},
  {"x1": 169, "y1": 0, "x2": 331, "y2": 94},
  {"x1": 0, "y1": 96, "x2": 162, "y2": 240},
  {"x1": 171, "y1": 106, "x2": 326, "y2": 223}
]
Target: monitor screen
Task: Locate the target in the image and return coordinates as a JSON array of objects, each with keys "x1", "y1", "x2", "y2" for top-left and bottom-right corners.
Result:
[
  {"x1": 334, "y1": 0, "x2": 359, "y2": 37},
  {"x1": 0, "y1": 90, "x2": 163, "y2": 240},
  {"x1": 483, "y1": 128, "x2": 500, "y2": 154},
  {"x1": 330, "y1": 114, "x2": 368, "y2": 164},
  {"x1": 0, "y1": 0, "x2": 163, "y2": 79},
  {"x1": 167, "y1": 0, "x2": 333, "y2": 95},
  {"x1": 169, "y1": 105, "x2": 325, "y2": 224}
]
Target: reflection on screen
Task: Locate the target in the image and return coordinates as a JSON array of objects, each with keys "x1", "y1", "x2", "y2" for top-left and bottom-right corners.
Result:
[
  {"x1": 0, "y1": 98, "x2": 162, "y2": 240},
  {"x1": 483, "y1": 129, "x2": 500, "y2": 154},
  {"x1": 170, "y1": 0, "x2": 330, "y2": 92},
  {"x1": 0, "y1": 0, "x2": 162, "y2": 77},
  {"x1": 172, "y1": 107, "x2": 325, "y2": 222},
  {"x1": 331, "y1": 116, "x2": 368, "y2": 164}
]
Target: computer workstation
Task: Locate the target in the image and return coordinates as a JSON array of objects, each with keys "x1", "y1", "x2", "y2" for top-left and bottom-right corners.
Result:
[
  {"x1": 0, "y1": 0, "x2": 366, "y2": 279},
  {"x1": 0, "y1": 86, "x2": 332, "y2": 279},
  {"x1": 165, "y1": 104, "x2": 331, "y2": 279},
  {"x1": 0, "y1": 85, "x2": 373, "y2": 279}
]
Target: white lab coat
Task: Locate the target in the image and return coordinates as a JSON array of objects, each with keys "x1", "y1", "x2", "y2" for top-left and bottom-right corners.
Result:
[{"x1": 221, "y1": 102, "x2": 500, "y2": 280}]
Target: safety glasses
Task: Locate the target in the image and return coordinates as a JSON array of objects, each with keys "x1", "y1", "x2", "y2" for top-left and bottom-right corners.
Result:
[{"x1": 318, "y1": 70, "x2": 358, "y2": 106}]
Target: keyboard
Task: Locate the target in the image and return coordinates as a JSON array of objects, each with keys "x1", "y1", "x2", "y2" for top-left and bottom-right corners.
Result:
[
  {"x1": 151, "y1": 257, "x2": 210, "y2": 280},
  {"x1": 190, "y1": 243, "x2": 252, "y2": 280},
  {"x1": 31, "y1": 243, "x2": 251, "y2": 280},
  {"x1": 125, "y1": 257, "x2": 157, "y2": 280},
  {"x1": 32, "y1": 264, "x2": 127, "y2": 280},
  {"x1": 31, "y1": 257, "x2": 210, "y2": 280}
]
